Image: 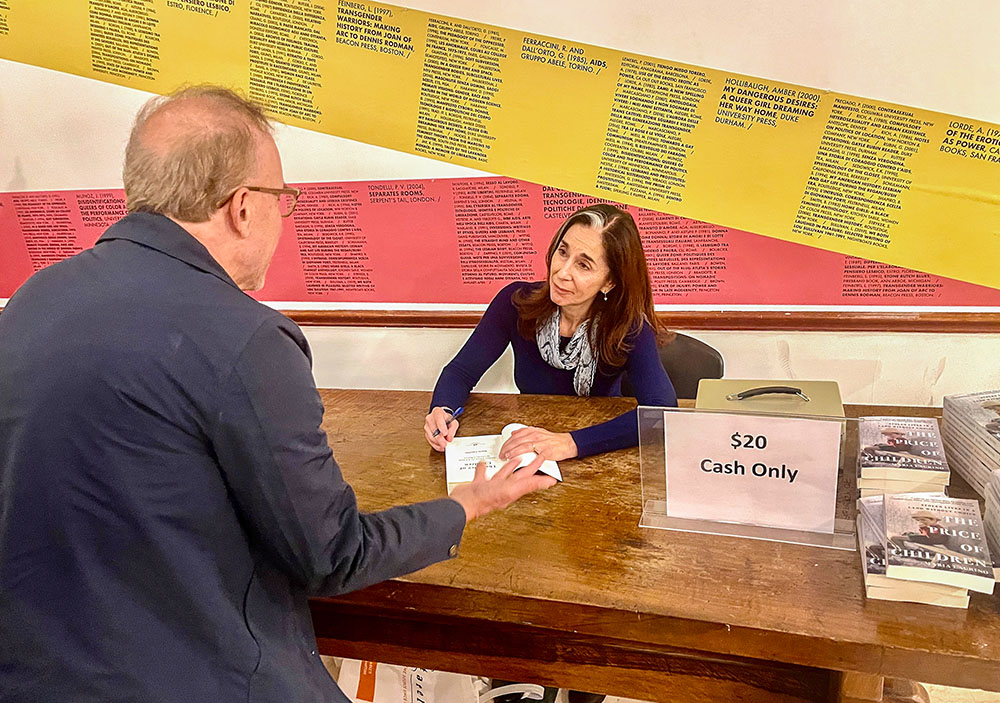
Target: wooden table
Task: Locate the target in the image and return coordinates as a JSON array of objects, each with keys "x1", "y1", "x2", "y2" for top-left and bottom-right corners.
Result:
[{"x1": 309, "y1": 390, "x2": 1000, "y2": 702}]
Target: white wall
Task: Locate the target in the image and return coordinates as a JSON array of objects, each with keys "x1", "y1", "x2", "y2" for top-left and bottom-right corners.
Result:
[
  {"x1": 302, "y1": 327, "x2": 1000, "y2": 406},
  {"x1": 3, "y1": 1, "x2": 1000, "y2": 406}
]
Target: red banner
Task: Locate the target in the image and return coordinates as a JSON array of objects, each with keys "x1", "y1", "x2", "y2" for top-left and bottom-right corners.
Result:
[{"x1": 2, "y1": 178, "x2": 998, "y2": 306}]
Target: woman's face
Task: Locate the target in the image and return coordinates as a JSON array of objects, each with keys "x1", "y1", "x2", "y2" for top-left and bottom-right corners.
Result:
[{"x1": 548, "y1": 223, "x2": 613, "y2": 311}]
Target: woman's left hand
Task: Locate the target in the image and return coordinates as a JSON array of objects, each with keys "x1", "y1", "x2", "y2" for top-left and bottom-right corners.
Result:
[{"x1": 499, "y1": 426, "x2": 578, "y2": 462}]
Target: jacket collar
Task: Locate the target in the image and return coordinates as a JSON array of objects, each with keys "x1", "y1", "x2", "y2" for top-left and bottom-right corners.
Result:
[{"x1": 98, "y1": 212, "x2": 240, "y2": 290}]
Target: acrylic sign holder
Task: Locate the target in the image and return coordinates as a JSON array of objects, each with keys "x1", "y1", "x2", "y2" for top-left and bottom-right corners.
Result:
[{"x1": 638, "y1": 406, "x2": 858, "y2": 550}]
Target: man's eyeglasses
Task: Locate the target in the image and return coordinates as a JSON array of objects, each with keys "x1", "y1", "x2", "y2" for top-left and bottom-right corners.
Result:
[{"x1": 218, "y1": 185, "x2": 301, "y2": 217}]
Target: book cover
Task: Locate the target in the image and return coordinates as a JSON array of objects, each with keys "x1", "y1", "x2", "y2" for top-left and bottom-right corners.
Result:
[
  {"x1": 857, "y1": 417, "x2": 949, "y2": 480},
  {"x1": 884, "y1": 494, "x2": 994, "y2": 594},
  {"x1": 856, "y1": 497, "x2": 968, "y2": 606}
]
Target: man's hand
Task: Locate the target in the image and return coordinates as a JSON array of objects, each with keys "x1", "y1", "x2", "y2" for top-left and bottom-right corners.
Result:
[
  {"x1": 424, "y1": 406, "x2": 459, "y2": 452},
  {"x1": 450, "y1": 455, "x2": 557, "y2": 522},
  {"x1": 498, "y1": 426, "x2": 578, "y2": 462}
]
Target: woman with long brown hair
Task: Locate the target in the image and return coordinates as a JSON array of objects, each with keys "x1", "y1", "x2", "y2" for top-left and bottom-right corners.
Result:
[{"x1": 424, "y1": 203, "x2": 676, "y2": 461}]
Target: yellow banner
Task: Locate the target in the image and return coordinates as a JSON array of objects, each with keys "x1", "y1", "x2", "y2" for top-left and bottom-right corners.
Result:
[{"x1": 2, "y1": 0, "x2": 999, "y2": 288}]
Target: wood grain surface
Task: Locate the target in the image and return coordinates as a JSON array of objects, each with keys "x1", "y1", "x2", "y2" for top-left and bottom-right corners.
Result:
[
  {"x1": 310, "y1": 390, "x2": 1000, "y2": 699},
  {"x1": 5, "y1": 307, "x2": 999, "y2": 333},
  {"x1": 285, "y1": 309, "x2": 1000, "y2": 333}
]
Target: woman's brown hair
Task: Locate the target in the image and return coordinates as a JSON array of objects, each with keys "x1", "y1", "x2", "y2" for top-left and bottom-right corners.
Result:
[{"x1": 513, "y1": 203, "x2": 667, "y2": 368}]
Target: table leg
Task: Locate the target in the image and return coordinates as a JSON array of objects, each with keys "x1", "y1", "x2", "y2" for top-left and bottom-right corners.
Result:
[{"x1": 836, "y1": 673, "x2": 930, "y2": 703}]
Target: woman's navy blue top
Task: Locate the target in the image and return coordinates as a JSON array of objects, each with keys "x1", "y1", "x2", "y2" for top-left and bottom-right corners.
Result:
[{"x1": 430, "y1": 282, "x2": 677, "y2": 457}]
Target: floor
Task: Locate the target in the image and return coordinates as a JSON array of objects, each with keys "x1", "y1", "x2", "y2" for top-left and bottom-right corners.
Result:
[
  {"x1": 603, "y1": 684, "x2": 1000, "y2": 703},
  {"x1": 922, "y1": 685, "x2": 1000, "y2": 703},
  {"x1": 323, "y1": 659, "x2": 1000, "y2": 702}
]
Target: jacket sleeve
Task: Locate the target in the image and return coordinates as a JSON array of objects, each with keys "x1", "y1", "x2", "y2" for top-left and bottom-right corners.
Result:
[
  {"x1": 429, "y1": 282, "x2": 521, "y2": 412},
  {"x1": 569, "y1": 323, "x2": 677, "y2": 457},
  {"x1": 211, "y1": 318, "x2": 466, "y2": 596}
]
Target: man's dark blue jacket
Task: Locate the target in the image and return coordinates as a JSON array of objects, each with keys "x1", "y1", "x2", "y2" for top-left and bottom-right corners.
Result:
[{"x1": 0, "y1": 213, "x2": 466, "y2": 702}]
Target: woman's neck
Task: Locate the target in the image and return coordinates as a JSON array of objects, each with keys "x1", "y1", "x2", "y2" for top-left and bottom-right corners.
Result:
[{"x1": 559, "y1": 303, "x2": 591, "y2": 336}]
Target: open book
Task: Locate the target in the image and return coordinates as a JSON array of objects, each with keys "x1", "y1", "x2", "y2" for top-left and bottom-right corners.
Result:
[{"x1": 445, "y1": 423, "x2": 563, "y2": 494}]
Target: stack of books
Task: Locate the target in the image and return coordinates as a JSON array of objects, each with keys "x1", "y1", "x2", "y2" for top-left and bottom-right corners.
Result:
[
  {"x1": 942, "y1": 390, "x2": 1000, "y2": 497},
  {"x1": 985, "y1": 469, "x2": 1000, "y2": 580},
  {"x1": 857, "y1": 493, "x2": 994, "y2": 607},
  {"x1": 857, "y1": 417, "x2": 949, "y2": 497}
]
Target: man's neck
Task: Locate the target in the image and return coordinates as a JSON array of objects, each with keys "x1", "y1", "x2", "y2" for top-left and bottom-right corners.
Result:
[{"x1": 170, "y1": 215, "x2": 249, "y2": 289}]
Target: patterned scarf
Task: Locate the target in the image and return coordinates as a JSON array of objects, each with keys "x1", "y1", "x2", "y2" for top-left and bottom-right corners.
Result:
[{"x1": 536, "y1": 309, "x2": 598, "y2": 396}]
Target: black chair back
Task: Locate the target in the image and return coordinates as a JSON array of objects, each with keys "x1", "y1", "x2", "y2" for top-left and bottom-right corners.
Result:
[{"x1": 621, "y1": 332, "x2": 724, "y2": 400}]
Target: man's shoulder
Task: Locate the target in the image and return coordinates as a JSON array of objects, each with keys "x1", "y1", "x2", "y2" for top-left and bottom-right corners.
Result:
[
  {"x1": 188, "y1": 291, "x2": 306, "y2": 367},
  {"x1": 4, "y1": 235, "x2": 303, "y2": 372},
  {"x1": 238, "y1": 305, "x2": 306, "y2": 350}
]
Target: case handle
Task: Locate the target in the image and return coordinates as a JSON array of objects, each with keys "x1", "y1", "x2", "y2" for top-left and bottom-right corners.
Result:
[{"x1": 725, "y1": 385, "x2": 810, "y2": 402}]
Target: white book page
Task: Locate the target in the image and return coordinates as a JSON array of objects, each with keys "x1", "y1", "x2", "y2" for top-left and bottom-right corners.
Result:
[
  {"x1": 445, "y1": 434, "x2": 505, "y2": 489},
  {"x1": 445, "y1": 423, "x2": 562, "y2": 492}
]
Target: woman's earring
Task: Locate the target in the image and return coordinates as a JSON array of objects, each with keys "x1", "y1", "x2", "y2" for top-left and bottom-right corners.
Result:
[{"x1": 602, "y1": 291, "x2": 608, "y2": 302}]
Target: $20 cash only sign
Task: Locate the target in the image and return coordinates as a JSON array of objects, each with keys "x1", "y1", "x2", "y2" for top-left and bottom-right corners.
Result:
[{"x1": 663, "y1": 411, "x2": 842, "y2": 533}]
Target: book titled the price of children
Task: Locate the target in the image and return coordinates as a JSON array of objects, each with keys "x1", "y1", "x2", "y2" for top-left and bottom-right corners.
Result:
[{"x1": 663, "y1": 410, "x2": 843, "y2": 533}]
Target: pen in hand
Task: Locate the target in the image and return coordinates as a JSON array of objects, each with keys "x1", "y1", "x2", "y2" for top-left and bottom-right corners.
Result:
[{"x1": 431, "y1": 406, "x2": 464, "y2": 438}]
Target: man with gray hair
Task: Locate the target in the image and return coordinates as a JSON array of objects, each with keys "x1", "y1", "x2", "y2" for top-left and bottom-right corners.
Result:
[{"x1": 0, "y1": 86, "x2": 555, "y2": 702}]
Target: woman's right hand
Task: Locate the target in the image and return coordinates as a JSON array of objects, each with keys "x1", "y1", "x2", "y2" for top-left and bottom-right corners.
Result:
[{"x1": 425, "y1": 406, "x2": 459, "y2": 452}]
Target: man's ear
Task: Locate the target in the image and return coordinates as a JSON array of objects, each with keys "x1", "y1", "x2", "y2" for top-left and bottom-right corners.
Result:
[{"x1": 224, "y1": 188, "x2": 252, "y2": 239}]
